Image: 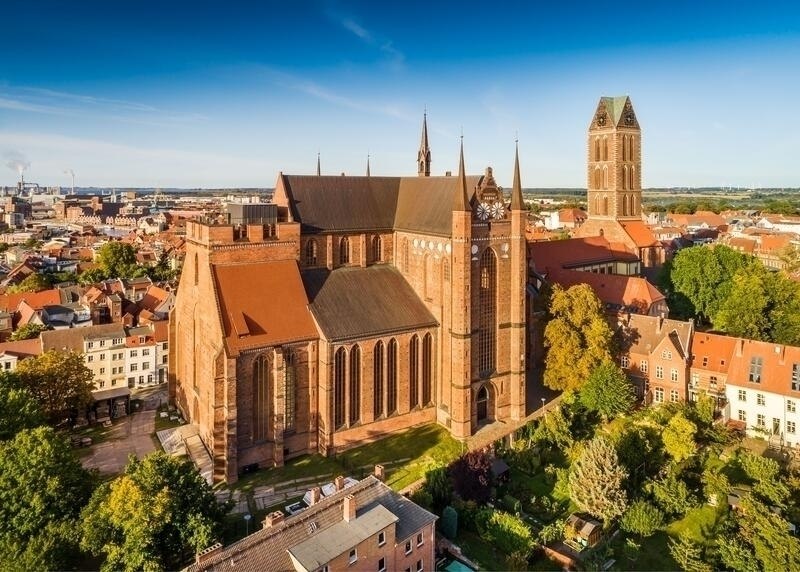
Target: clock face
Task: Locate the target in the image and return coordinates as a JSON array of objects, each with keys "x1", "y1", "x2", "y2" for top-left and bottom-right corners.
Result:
[
  {"x1": 491, "y1": 202, "x2": 506, "y2": 219},
  {"x1": 477, "y1": 202, "x2": 491, "y2": 221}
]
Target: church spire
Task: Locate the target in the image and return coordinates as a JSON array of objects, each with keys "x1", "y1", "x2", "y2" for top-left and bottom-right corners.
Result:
[
  {"x1": 453, "y1": 136, "x2": 470, "y2": 211},
  {"x1": 316, "y1": 152, "x2": 321, "y2": 176},
  {"x1": 366, "y1": 153, "x2": 371, "y2": 177},
  {"x1": 511, "y1": 139, "x2": 524, "y2": 211},
  {"x1": 417, "y1": 111, "x2": 431, "y2": 176}
]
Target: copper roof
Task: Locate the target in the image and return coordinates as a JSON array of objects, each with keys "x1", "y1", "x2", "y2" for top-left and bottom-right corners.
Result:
[
  {"x1": 302, "y1": 266, "x2": 437, "y2": 342},
  {"x1": 212, "y1": 260, "x2": 318, "y2": 354}
]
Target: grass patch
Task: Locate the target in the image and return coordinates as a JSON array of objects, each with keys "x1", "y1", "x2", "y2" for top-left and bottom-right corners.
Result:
[
  {"x1": 232, "y1": 454, "x2": 345, "y2": 493},
  {"x1": 456, "y1": 530, "x2": 506, "y2": 571},
  {"x1": 666, "y1": 504, "x2": 725, "y2": 544}
]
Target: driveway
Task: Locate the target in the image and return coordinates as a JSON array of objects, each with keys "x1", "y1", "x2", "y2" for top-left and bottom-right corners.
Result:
[{"x1": 81, "y1": 409, "x2": 158, "y2": 475}]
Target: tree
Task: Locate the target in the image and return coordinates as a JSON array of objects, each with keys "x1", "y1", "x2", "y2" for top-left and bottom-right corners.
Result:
[
  {"x1": 620, "y1": 501, "x2": 663, "y2": 539},
  {"x1": 716, "y1": 535, "x2": 759, "y2": 572},
  {"x1": 580, "y1": 360, "x2": 635, "y2": 420},
  {"x1": 701, "y1": 468, "x2": 729, "y2": 505},
  {"x1": 423, "y1": 466, "x2": 451, "y2": 512},
  {"x1": 6, "y1": 272, "x2": 51, "y2": 293},
  {"x1": 441, "y1": 506, "x2": 458, "y2": 540},
  {"x1": 9, "y1": 322, "x2": 49, "y2": 341},
  {"x1": 0, "y1": 427, "x2": 94, "y2": 570},
  {"x1": 714, "y1": 265, "x2": 770, "y2": 339},
  {"x1": 668, "y1": 533, "x2": 711, "y2": 572},
  {"x1": 531, "y1": 404, "x2": 574, "y2": 449},
  {"x1": 478, "y1": 510, "x2": 535, "y2": 568},
  {"x1": 537, "y1": 518, "x2": 565, "y2": 544},
  {"x1": 97, "y1": 241, "x2": 138, "y2": 278},
  {"x1": 763, "y1": 270, "x2": 800, "y2": 345},
  {"x1": 568, "y1": 436, "x2": 628, "y2": 523},
  {"x1": 739, "y1": 452, "x2": 790, "y2": 506},
  {"x1": 647, "y1": 470, "x2": 695, "y2": 516},
  {"x1": 778, "y1": 243, "x2": 800, "y2": 273},
  {"x1": 78, "y1": 266, "x2": 108, "y2": 285},
  {"x1": 736, "y1": 495, "x2": 800, "y2": 571},
  {"x1": 0, "y1": 381, "x2": 43, "y2": 440},
  {"x1": 448, "y1": 451, "x2": 493, "y2": 504},
  {"x1": 15, "y1": 350, "x2": 93, "y2": 422},
  {"x1": 662, "y1": 412, "x2": 697, "y2": 463},
  {"x1": 543, "y1": 284, "x2": 614, "y2": 391},
  {"x1": 81, "y1": 451, "x2": 227, "y2": 571},
  {"x1": 612, "y1": 425, "x2": 664, "y2": 491}
]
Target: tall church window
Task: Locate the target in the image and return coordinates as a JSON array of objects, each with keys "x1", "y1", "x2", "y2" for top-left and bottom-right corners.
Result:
[
  {"x1": 622, "y1": 194, "x2": 629, "y2": 216},
  {"x1": 443, "y1": 259, "x2": 450, "y2": 282},
  {"x1": 594, "y1": 137, "x2": 600, "y2": 162},
  {"x1": 603, "y1": 166, "x2": 609, "y2": 190},
  {"x1": 603, "y1": 195, "x2": 609, "y2": 216},
  {"x1": 622, "y1": 166, "x2": 628, "y2": 190},
  {"x1": 349, "y1": 345, "x2": 361, "y2": 424},
  {"x1": 253, "y1": 353, "x2": 271, "y2": 442},
  {"x1": 339, "y1": 237, "x2": 350, "y2": 265},
  {"x1": 630, "y1": 137, "x2": 635, "y2": 161},
  {"x1": 284, "y1": 350, "x2": 296, "y2": 432},
  {"x1": 593, "y1": 167, "x2": 601, "y2": 190},
  {"x1": 629, "y1": 166, "x2": 635, "y2": 190},
  {"x1": 478, "y1": 249, "x2": 497, "y2": 376},
  {"x1": 334, "y1": 347, "x2": 346, "y2": 429},
  {"x1": 194, "y1": 253, "x2": 199, "y2": 286},
  {"x1": 602, "y1": 137, "x2": 608, "y2": 161},
  {"x1": 387, "y1": 338, "x2": 398, "y2": 414},
  {"x1": 409, "y1": 335, "x2": 420, "y2": 408},
  {"x1": 372, "y1": 235, "x2": 382, "y2": 263},
  {"x1": 373, "y1": 341, "x2": 384, "y2": 418},
  {"x1": 594, "y1": 195, "x2": 601, "y2": 216},
  {"x1": 424, "y1": 255, "x2": 433, "y2": 299},
  {"x1": 631, "y1": 194, "x2": 637, "y2": 215},
  {"x1": 622, "y1": 136, "x2": 627, "y2": 162},
  {"x1": 402, "y1": 239, "x2": 409, "y2": 271},
  {"x1": 304, "y1": 239, "x2": 318, "y2": 266},
  {"x1": 422, "y1": 333, "x2": 432, "y2": 405}
]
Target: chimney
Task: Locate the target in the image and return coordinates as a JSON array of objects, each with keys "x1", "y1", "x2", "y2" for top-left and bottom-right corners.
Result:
[
  {"x1": 262, "y1": 511, "x2": 284, "y2": 529},
  {"x1": 374, "y1": 464, "x2": 385, "y2": 482},
  {"x1": 657, "y1": 315, "x2": 664, "y2": 333},
  {"x1": 343, "y1": 494, "x2": 357, "y2": 522},
  {"x1": 335, "y1": 475, "x2": 345, "y2": 492},
  {"x1": 736, "y1": 339, "x2": 744, "y2": 357},
  {"x1": 195, "y1": 542, "x2": 223, "y2": 565},
  {"x1": 309, "y1": 487, "x2": 321, "y2": 505}
]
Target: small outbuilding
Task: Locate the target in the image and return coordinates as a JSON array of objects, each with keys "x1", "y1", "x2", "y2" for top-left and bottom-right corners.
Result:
[{"x1": 565, "y1": 513, "x2": 603, "y2": 550}]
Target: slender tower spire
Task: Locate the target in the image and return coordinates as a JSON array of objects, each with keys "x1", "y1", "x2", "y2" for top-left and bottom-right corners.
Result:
[
  {"x1": 511, "y1": 139, "x2": 524, "y2": 211},
  {"x1": 366, "y1": 153, "x2": 371, "y2": 177},
  {"x1": 316, "y1": 152, "x2": 321, "y2": 176},
  {"x1": 417, "y1": 111, "x2": 431, "y2": 176},
  {"x1": 453, "y1": 136, "x2": 471, "y2": 211}
]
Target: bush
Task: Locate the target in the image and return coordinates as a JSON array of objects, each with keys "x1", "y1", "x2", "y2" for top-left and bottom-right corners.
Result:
[
  {"x1": 538, "y1": 518, "x2": 565, "y2": 544},
  {"x1": 502, "y1": 494, "x2": 522, "y2": 514},
  {"x1": 448, "y1": 451, "x2": 492, "y2": 504},
  {"x1": 441, "y1": 506, "x2": 458, "y2": 540},
  {"x1": 647, "y1": 470, "x2": 695, "y2": 516},
  {"x1": 621, "y1": 501, "x2": 664, "y2": 538},
  {"x1": 478, "y1": 510, "x2": 535, "y2": 558}
]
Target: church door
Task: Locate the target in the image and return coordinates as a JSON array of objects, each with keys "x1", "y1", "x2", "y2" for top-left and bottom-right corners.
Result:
[{"x1": 477, "y1": 386, "x2": 489, "y2": 424}]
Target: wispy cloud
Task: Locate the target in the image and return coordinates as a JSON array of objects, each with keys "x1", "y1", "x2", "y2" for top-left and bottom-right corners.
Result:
[
  {"x1": 0, "y1": 85, "x2": 206, "y2": 126},
  {"x1": 326, "y1": 9, "x2": 405, "y2": 69}
]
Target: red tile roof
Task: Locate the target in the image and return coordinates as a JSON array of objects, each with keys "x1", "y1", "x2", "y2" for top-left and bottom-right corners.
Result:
[
  {"x1": 528, "y1": 236, "x2": 638, "y2": 275},
  {"x1": 620, "y1": 220, "x2": 660, "y2": 247},
  {"x1": 690, "y1": 332, "x2": 737, "y2": 374},
  {"x1": 212, "y1": 260, "x2": 318, "y2": 354},
  {"x1": 0, "y1": 289, "x2": 62, "y2": 313},
  {"x1": 725, "y1": 338, "x2": 800, "y2": 398},
  {"x1": 552, "y1": 269, "x2": 665, "y2": 314}
]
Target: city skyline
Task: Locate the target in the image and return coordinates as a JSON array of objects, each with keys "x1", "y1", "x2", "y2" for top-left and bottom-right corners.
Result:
[{"x1": 2, "y1": 0, "x2": 800, "y2": 188}]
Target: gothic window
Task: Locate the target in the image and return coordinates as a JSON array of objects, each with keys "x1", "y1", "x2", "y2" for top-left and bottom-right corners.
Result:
[
  {"x1": 339, "y1": 236, "x2": 350, "y2": 265},
  {"x1": 478, "y1": 249, "x2": 497, "y2": 376},
  {"x1": 631, "y1": 194, "x2": 638, "y2": 215},
  {"x1": 424, "y1": 255, "x2": 433, "y2": 299},
  {"x1": 387, "y1": 338, "x2": 398, "y2": 414},
  {"x1": 372, "y1": 235, "x2": 382, "y2": 263},
  {"x1": 409, "y1": 335, "x2": 420, "y2": 408},
  {"x1": 630, "y1": 166, "x2": 635, "y2": 190},
  {"x1": 622, "y1": 136, "x2": 627, "y2": 162},
  {"x1": 443, "y1": 259, "x2": 450, "y2": 282},
  {"x1": 422, "y1": 333, "x2": 432, "y2": 405},
  {"x1": 602, "y1": 195, "x2": 609, "y2": 216},
  {"x1": 603, "y1": 166, "x2": 608, "y2": 189},
  {"x1": 593, "y1": 167, "x2": 602, "y2": 190},
  {"x1": 349, "y1": 345, "x2": 361, "y2": 424},
  {"x1": 304, "y1": 239, "x2": 318, "y2": 266},
  {"x1": 630, "y1": 137, "x2": 635, "y2": 161},
  {"x1": 402, "y1": 239, "x2": 409, "y2": 271},
  {"x1": 594, "y1": 194, "x2": 600, "y2": 215},
  {"x1": 194, "y1": 253, "x2": 199, "y2": 286},
  {"x1": 284, "y1": 350, "x2": 296, "y2": 432},
  {"x1": 594, "y1": 137, "x2": 600, "y2": 162},
  {"x1": 622, "y1": 193, "x2": 629, "y2": 216},
  {"x1": 373, "y1": 341, "x2": 384, "y2": 418},
  {"x1": 334, "y1": 347, "x2": 346, "y2": 429},
  {"x1": 622, "y1": 165, "x2": 628, "y2": 190},
  {"x1": 253, "y1": 353, "x2": 271, "y2": 442},
  {"x1": 602, "y1": 136, "x2": 608, "y2": 161}
]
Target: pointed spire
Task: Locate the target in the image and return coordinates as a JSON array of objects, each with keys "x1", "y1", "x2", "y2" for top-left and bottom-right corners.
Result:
[
  {"x1": 417, "y1": 110, "x2": 431, "y2": 176},
  {"x1": 511, "y1": 138, "x2": 524, "y2": 211},
  {"x1": 366, "y1": 153, "x2": 371, "y2": 177},
  {"x1": 316, "y1": 152, "x2": 321, "y2": 176},
  {"x1": 453, "y1": 136, "x2": 471, "y2": 211}
]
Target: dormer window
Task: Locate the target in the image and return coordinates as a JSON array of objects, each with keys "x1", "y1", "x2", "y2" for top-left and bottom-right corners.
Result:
[{"x1": 348, "y1": 548, "x2": 357, "y2": 565}]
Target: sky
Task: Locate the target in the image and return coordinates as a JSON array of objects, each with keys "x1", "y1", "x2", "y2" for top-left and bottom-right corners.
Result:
[{"x1": 1, "y1": 0, "x2": 800, "y2": 189}]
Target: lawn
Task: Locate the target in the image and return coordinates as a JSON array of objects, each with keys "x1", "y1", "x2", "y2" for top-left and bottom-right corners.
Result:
[{"x1": 231, "y1": 454, "x2": 345, "y2": 493}]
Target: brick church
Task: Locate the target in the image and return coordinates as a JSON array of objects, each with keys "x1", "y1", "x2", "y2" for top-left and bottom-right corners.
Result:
[{"x1": 170, "y1": 115, "x2": 528, "y2": 483}]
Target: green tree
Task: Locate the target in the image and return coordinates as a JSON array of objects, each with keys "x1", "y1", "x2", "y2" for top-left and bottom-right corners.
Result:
[
  {"x1": 15, "y1": 350, "x2": 93, "y2": 422},
  {"x1": 662, "y1": 412, "x2": 697, "y2": 463},
  {"x1": 580, "y1": 360, "x2": 635, "y2": 421},
  {"x1": 763, "y1": 270, "x2": 800, "y2": 345},
  {"x1": 714, "y1": 265, "x2": 770, "y2": 339},
  {"x1": 537, "y1": 518, "x2": 565, "y2": 544},
  {"x1": 0, "y1": 427, "x2": 94, "y2": 570},
  {"x1": 543, "y1": 284, "x2": 614, "y2": 391},
  {"x1": 778, "y1": 243, "x2": 800, "y2": 273},
  {"x1": 0, "y1": 381, "x2": 43, "y2": 440},
  {"x1": 97, "y1": 241, "x2": 139, "y2": 278},
  {"x1": 739, "y1": 452, "x2": 790, "y2": 506},
  {"x1": 647, "y1": 470, "x2": 695, "y2": 516},
  {"x1": 716, "y1": 535, "x2": 759, "y2": 572},
  {"x1": 423, "y1": 466, "x2": 451, "y2": 512},
  {"x1": 569, "y1": 436, "x2": 628, "y2": 523},
  {"x1": 478, "y1": 510, "x2": 535, "y2": 568},
  {"x1": 6, "y1": 272, "x2": 51, "y2": 293},
  {"x1": 621, "y1": 500, "x2": 663, "y2": 539},
  {"x1": 531, "y1": 404, "x2": 574, "y2": 449},
  {"x1": 9, "y1": 322, "x2": 49, "y2": 341},
  {"x1": 81, "y1": 451, "x2": 227, "y2": 572},
  {"x1": 441, "y1": 506, "x2": 458, "y2": 540},
  {"x1": 668, "y1": 533, "x2": 711, "y2": 572},
  {"x1": 736, "y1": 495, "x2": 800, "y2": 571},
  {"x1": 612, "y1": 425, "x2": 664, "y2": 491},
  {"x1": 701, "y1": 468, "x2": 729, "y2": 505},
  {"x1": 78, "y1": 266, "x2": 108, "y2": 285}
]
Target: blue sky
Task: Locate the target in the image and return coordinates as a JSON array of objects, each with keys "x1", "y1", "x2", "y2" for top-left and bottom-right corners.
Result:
[{"x1": 1, "y1": 0, "x2": 800, "y2": 188}]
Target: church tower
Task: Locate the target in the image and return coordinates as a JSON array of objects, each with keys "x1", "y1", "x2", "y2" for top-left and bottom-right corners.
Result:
[
  {"x1": 417, "y1": 112, "x2": 431, "y2": 176},
  {"x1": 587, "y1": 96, "x2": 641, "y2": 220}
]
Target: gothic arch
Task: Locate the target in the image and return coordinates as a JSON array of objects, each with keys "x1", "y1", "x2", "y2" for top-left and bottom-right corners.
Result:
[
  {"x1": 402, "y1": 238, "x2": 409, "y2": 271},
  {"x1": 603, "y1": 166, "x2": 609, "y2": 190},
  {"x1": 593, "y1": 167, "x2": 602, "y2": 190},
  {"x1": 409, "y1": 334, "x2": 420, "y2": 408},
  {"x1": 304, "y1": 239, "x2": 317, "y2": 266},
  {"x1": 622, "y1": 136, "x2": 627, "y2": 162},
  {"x1": 602, "y1": 136, "x2": 608, "y2": 161},
  {"x1": 371, "y1": 235, "x2": 382, "y2": 263},
  {"x1": 478, "y1": 248, "x2": 497, "y2": 376},
  {"x1": 623, "y1": 194, "x2": 629, "y2": 216},
  {"x1": 594, "y1": 137, "x2": 600, "y2": 161},
  {"x1": 602, "y1": 195, "x2": 609, "y2": 216},
  {"x1": 284, "y1": 349, "x2": 297, "y2": 432},
  {"x1": 387, "y1": 338, "x2": 398, "y2": 414},
  {"x1": 422, "y1": 333, "x2": 432, "y2": 405},
  {"x1": 373, "y1": 341, "x2": 384, "y2": 418},
  {"x1": 622, "y1": 165, "x2": 628, "y2": 190},
  {"x1": 594, "y1": 194, "x2": 601, "y2": 216},
  {"x1": 476, "y1": 384, "x2": 493, "y2": 425},
  {"x1": 339, "y1": 236, "x2": 350, "y2": 265},
  {"x1": 334, "y1": 347, "x2": 346, "y2": 429},
  {"x1": 253, "y1": 352, "x2": 272, "y2": 442},
  {"x1": 349, "y1": 345, "x2": 361, "y2": 424},
  {"x1": 630, "y1": 166, "x2": 636, "y2": 190}
]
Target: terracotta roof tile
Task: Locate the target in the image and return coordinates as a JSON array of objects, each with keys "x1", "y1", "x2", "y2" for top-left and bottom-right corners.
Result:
[
  {"x1": 551, "y1": 269, "x2": 665, "y2": 314},
  {"x1": 690, "y1": 332, "x2": 737, "y2": 374},
  {"x1": 213, "y1": 261, "x2": 317, "y2": 354},
  {"x1": 619, "y1": 220, "x2": 660, "y2": 247},
  {"x1": 0, "y1": 289, "x2": 62, "y2": 313},
  {"x1": 726, "y1": 338, "x2": 800, "y2": 397},
  {"x1": 528, "y1": 236, "x2": 638, "y2": 275}
]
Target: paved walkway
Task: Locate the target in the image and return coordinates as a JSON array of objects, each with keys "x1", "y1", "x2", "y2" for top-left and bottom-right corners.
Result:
[
  {"x1": 467, "y1": 393, "x2": 562, "y2": 452},
  {"x1": 156, "y1": 424, "x2": 214, "y2": 485},
  {"x1": 81, "y1": 410, "x2": 157, "y2": 474}
]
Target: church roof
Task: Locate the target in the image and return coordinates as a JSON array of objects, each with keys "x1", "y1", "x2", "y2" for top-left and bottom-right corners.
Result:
[
  {"x1": 302, "y1": 265, "x2": 437, "y2": 342},
  {"x1": 600, "y1": 96, "x2": 631, "y2": 126},
  {"x1": 394, "y1": 175, "x2": 481, "y2": 236},
  {"x1": 212, "y1": 260, "x2": 318, "y2": 354},
  {"x1": 620, "y1": 220, "x2": 661, "y2": 247}
]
